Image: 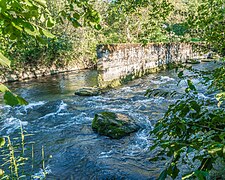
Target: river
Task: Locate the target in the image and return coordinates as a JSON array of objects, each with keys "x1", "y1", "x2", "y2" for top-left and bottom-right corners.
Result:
[{"x1": 0, "y1": 62, "x2": 215, "y2": 179}]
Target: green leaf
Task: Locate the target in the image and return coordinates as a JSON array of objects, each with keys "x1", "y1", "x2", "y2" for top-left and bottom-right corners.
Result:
[
  {"x1": 0, "y1": 84, "x2": 10, "y2": 92},
  {"x1": 177, "y1": 123, "x2": 186, "y2": 132},
  {"x1": 22, "y1": 22, "x2": 39, "y2": 36},
  {"x1": 178, "y1": 71, "x2": 184, "y2": 78},
  {"x1": 208, "y1": 147, "x2": 222, "y2": 155},
  {"x1": 24, "y1": 27, "x2": 39, "y2": 37},
  {"x1": 190, "y1": 100, "x2": 201, "y2": 113},
  {"x1": 0, "y1": 137, "x2": 5, "y2": 148},
  {"x1": 151, "y1": 123, "x2": 163, "y2": 134},
  {"x1": 24, "y1": 0, "x2": 33, "y2": 6},
  {"x1": 0, "y1": 0, "x2": 7, "y2": 13},
  {"x1": 168, "y1": 165, "x2": 179, "y2": 179},
  {"x1": 72, "y1": 21, "x2": 82, "y2": 28},
  {"x1": 4, "y1": 91, "x2": 19, "y2": 106},
  {"x1": 0, "y1": 53, "x2": 11, "y2": 67},
  {"x1": 73, "y1": 12, "x2": 80, "y2": 20},
  {"x1": 17, "y1": 96, "x2": 29, "y2": 106},
  {"x1": 187, "y1": 79, "x2": 196, "y2": 91},
  {"x1": 36, "y1": 36, "x2": 47, "y2": 44},
  {"x1": 0, "y1": 168, "x2": 4, "y2": 177},
  {"x1": 94, "y1": 24, "x2": 102, "y2": 30},
  {"x1": 33, "y1": 0, "x2": 47, "y2": 7},
  {"x1": 157, "y1": 169, "x2": 167, "y2": 180},
  {"x1": 40, "y1": 28, "x2": 55, "y2": 38},
  {"x1": 148, "y1": 156, "x2": 159, "y2": 161},
  {"x1": 11, "y1": 21, "x2": 23, "y2": 31},
  {"x1": 223, "y1": 145, "x2": 225, "y2": 158},
  {"x1": 182, "y1": 172, "x2": 195, "y2": 179},
  {"x1": 46, "y1": 17, "x2": 55, "y2": 28},
  {"x1": 194, "y1": 170, "x2": 209, "y2": 180},
  {"x1": 1, "y1": 85, "x2": 28, "y2": 106}
]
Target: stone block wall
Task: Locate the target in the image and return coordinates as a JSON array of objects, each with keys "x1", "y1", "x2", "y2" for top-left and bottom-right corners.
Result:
[
  {"x1": 0, "y1": 60, "x2": 93, "y2": 83},
  {"x1": 97, "y1": 43, "x2": 202, "y2": 84}
]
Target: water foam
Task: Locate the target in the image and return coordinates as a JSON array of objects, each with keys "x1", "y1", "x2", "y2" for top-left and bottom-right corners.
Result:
[{"x1": 1, "y1": 117, "x2": 28, "y2": 134}]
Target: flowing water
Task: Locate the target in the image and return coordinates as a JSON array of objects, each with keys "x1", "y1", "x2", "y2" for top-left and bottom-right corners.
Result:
[{"x1": 0, "y1": 62, "x2": 216, "y2": 179}]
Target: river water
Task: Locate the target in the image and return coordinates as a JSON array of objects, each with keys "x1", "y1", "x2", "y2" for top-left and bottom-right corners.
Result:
[{"x1": 0, "y1": 62, "x2": 215, "y2": 179}]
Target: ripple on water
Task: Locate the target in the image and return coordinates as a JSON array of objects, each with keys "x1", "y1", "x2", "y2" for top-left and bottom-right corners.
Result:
[
  {"x1": 0, "y1": 117, "x2": 28, "y2": 134},
  {"x1": 150, "y1": 75, "x2": 175, "y2": 85}
]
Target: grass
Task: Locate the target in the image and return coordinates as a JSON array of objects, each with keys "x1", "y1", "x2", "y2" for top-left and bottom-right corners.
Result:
[{"x1": 0, "y1": 123, "x2": 48, "y2": 179}]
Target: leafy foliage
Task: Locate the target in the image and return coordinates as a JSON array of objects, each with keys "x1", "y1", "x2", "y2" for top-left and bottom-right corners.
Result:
[
  {"x1": 103, "y1": 0, "x2": 174, "y2": 43},
  {"x1": 0, "y1": 0, "x2": 101, "y2": 66},
  {"x1": 150, "y1": 69, "x2": 225, "y2": 179},
  {"x1": 187, "y1": 0, "x2": 225, "y2": 55},
  {"x1": 0, "y1": 52, "x2": 11, "y2": 67}
]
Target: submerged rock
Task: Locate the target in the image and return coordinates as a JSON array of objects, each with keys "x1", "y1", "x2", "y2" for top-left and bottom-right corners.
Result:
[
  {"x1": 186, "y1": 59, "x2": 201, "y2": 64},
  {"x1": 74, "y1": 87, "x2": 101, "y2": 96},
  {"x1": 92, "y1": 112, "x2": 140, "y2": 139}
]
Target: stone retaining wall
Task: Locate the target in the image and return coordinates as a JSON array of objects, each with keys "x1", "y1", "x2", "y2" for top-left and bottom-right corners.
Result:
[
  {"x1": 97, "y1": 43, "x2": 203, "y2": 87},
  {"x1": 0, "y1": 60, "x2": 93, "y2": 83}
]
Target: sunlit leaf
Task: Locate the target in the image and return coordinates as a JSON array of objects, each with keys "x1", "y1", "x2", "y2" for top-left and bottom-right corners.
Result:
[
  {"x1": 208, "y1": 147, "x2": 222, "y2": 155},
  {"x1": 46, "y1": 17, "x2": 55, "y2": 28},
  {"x1": 0, "y1": 137, "x2": 5, "y2": 148},
  {"x1": 0, "y1": 168, "x2": 4, "y2": 176},
  {"x1": 40, "y1": 28, "x2": 55, "y2": 38},
  {"x1": 73, "y1": 12, "x2": 80, "y2": 20},
  {"x1": 0, "y1": 53, "x2": 10, "y2": 67},
  {"x1": 33, "y1": 0, "x2": 47, "y2": 7},
  {"x1": 11, "y1": 22, "x2": 23, "y2": 31},
  {"x1": 0, "y1": 84, "x2": 10, "y2": 92},
  {"x1": 94, "y1": 24, "x2": 102, "y2": 30},
  {"x1": 1, "y1": 88, "x2": 28, "y2": 106},
  {"x1": 72, "y1": 21, "x2": 82, "y2": 28},
  {"x1": 17, "y1": 96, "x2": 29, "y2": 106}
]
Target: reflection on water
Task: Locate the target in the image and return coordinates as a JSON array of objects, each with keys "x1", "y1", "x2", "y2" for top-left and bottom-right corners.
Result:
[
  {"x1": 0, "y1": 62, "x2": 215, "y2": 179},
  {"x1": 4, "y1": 70, "x2": 99, "y2": 102}
]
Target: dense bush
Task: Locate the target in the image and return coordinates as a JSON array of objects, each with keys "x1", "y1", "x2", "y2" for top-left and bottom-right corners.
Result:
[{"x1": 149, "y1": 65, "x2": 225, "y2": 179}]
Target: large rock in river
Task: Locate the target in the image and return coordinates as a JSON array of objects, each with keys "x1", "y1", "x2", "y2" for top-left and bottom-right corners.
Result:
[
  {"x1": 92, "y1": 112, "x2": 140, "y2": 139},
  {"x1": 74, "y1": 87, "x2": 101, "y2": 96}
]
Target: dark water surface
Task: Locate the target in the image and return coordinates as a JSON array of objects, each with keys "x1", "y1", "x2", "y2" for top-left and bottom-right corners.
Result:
[{"x1": 0, "y1": 62, "x2": 216, "y2": 179}]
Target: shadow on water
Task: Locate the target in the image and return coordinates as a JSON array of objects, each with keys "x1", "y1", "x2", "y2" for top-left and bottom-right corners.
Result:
[{"x1": 0, "y1": 62, "x2": 216, "y2": 179}]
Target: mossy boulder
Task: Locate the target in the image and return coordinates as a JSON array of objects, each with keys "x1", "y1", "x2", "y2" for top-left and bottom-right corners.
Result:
[
  {"x1": 92, "y1": 112, "x2": 140, "y2": 139},
  {"x1": 74, "y1": 87, "x2": 101, "y2": 96}
]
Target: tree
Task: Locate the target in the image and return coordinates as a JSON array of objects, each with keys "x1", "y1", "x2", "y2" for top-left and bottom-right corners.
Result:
[
  {"x1": 102, "y1": 0, "x2": 173, "y2": 43},
  {"x1": 0, "y1": 0, "x2": 101, "y2": 63},
  {"x1": 187, "y1": 0, "x2": 225, "y2": 55}
]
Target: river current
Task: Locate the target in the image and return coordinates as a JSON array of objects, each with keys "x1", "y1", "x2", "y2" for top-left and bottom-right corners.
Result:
[{"x1": 0, "y1": 62, "x2": 215, "y2": 179}]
